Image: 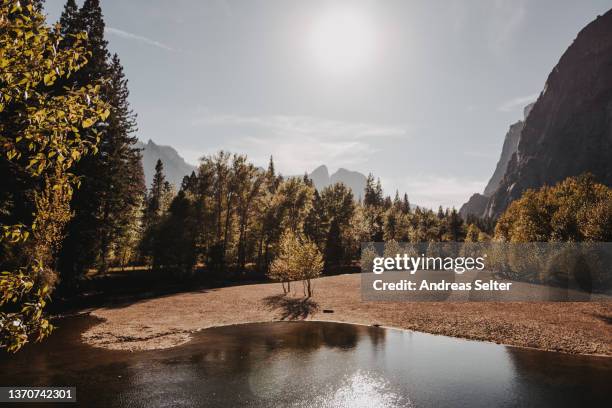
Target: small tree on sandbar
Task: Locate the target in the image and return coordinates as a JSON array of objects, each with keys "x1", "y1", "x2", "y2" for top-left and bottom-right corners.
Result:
[{"x1": 268, "y1": 231, "x2": 323, "y2": 297}]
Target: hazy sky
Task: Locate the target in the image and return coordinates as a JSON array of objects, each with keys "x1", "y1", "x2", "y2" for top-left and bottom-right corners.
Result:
[{"x1": 45, "y1": 0, "x2": 612, "y2": 208}]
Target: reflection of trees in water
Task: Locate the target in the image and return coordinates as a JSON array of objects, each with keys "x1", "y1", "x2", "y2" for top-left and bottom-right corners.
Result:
[
  {"x1": 0, "y1": 321, "x2": 384, "y2": 406},
  {"x1": 365, "y1": 326, "x2": 386, "y2": 347},
  {"x1": 180, "y1": 322, "x2": 379, "y2": 374},
  {"x1": 279, "y1": 322, "x2": 360, "y2": 351},
  {"x1": 505, "y1": 347, "x2": 612, "y2": 406}
]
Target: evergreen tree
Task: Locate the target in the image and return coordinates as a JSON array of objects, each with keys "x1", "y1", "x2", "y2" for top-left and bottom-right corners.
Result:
[
  {"x1": 383, "y1": 208, "x2": 398, "y2": 241},
  {"x1": 375, "y1": 178, "x2": 384, "y2": 205},
  {"x1": 146, "y1": 159, "x2": 166, "y2": 225},
  {"x1": 324, "y1": 218, "x2": 343, "y2": 272},
  {"x1": 319, "y1": 184, "x2": 355, "y2": 270},
  {"x1": 304, "y1": 190, "x2": 326, "y2": 250},
  {"x1": 57, "y1": 0, "x2": 145, "y2": 277},
  {"x1": 401, "y1": 193, "x2": 411, "y2": 214},
  {"x1": 74, "y1": 0, "x2": 109, "y2": 81},
  {"x1": 58, "y1": 0, "x2": 80, "y2": 38},
  {"x1": 364, "y1": 174, "x2": 380, "y2": 207},
  {"x1": 265, "y1": 155, "x2": 280, "y2": 193},
  {"x1": 181, "y1": 171, "x2": 198, "y2": 194},
  {"x1": 393, "y1": 191, "x2": 401, "y2": 210},
  {"x1": 96, "y1": 55, "x2": 145, "y2": 271},
  {"x1": 139, "y1": 160, "x2": 168, "y2": 262},
  {"x1": 151, "y1": 191, "x2": 197, "y2": 276},
  {"x1": 383, "y1": 195, "x2": 392, "y2": 210},
  {"x1": 446, "y1": 208, "x2": 465, "y2": 241},
  {"x1": 56, "y1": 0, "x2": 112, "y2": 284}
]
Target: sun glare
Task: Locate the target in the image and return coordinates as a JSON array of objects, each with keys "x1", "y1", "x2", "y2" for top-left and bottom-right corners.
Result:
[{"x1": 308, "y1": 6, "x2": 378, "y2": 76}]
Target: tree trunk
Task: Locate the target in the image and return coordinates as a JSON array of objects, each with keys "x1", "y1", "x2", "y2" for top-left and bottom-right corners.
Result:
[{"x1": 237, "y1": 208, "x2": 248, "y2": 271}]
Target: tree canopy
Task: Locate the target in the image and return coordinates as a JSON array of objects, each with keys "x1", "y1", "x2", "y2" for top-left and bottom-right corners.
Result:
[
  {"x1": 495, "y1": 174, "x2": 612, "y2": 242},
  {"x1": 0, "y1": 0, "x2": 109, "y2": 351}
]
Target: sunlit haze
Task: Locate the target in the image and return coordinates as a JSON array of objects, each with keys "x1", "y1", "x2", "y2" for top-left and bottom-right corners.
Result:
[
  {"x1": 43, "y1": 0, "x2": 612, "y2": 208},
  {"x1": 307, "y1": 5, "x2": 379, "y2": 76}
]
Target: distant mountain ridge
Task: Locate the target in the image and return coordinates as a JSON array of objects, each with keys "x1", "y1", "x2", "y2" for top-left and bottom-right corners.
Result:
[
  {"x1": 306, "y1": 165, "x2": 368, "y2": 199},
  {"x1": 137, "y1": 140, "x2": 368, "y2": 198},
  {"x1": 136, "y1": 139, "x2": 196, "y2": 188}
]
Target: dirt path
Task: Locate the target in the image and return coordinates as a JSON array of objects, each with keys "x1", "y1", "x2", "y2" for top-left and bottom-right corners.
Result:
[{"x1": 82, "y1": 274, "x2": 612, "y2": 355}]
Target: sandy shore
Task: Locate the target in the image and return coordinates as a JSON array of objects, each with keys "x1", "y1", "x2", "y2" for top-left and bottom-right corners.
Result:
[{"x1": 82, "y1": 274, "x2": 612, "y2": 355}]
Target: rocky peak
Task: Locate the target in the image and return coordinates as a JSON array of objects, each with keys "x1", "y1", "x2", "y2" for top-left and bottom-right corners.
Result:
[{"x1": 486, "y1": 9, "x2": 612, "y2": 218}]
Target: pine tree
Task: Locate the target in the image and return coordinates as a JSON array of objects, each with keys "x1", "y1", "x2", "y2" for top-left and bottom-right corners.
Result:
[
  {"x1": 393, "y1": 190, "x2": 401, "y2": 210},
  {"x1": 375, "y1": 178, "x2": 384, "y2": 205},
  {"x1": 151, "y1": 191, "x2": 197, "y2": 276},
  {"x1": 57, "y1": 0, "x2": 144, "y2": 278},
  {"x1": 96, "y1": 54, "x2": 145, "y2": 271},
  {"x1": 383, "y1": 195, "x2": 392, "y2": 210},
  {"x1": 58, "y1": 0, "x2": 80, "y2": 37},
  {"x1": 265, "y1": 155, "x2": 280, "y2": 193},
  {"x1": 401, "y1": 193, "x2": 411, "y2": 214},
  {"x1": 139, "y1": 160, "x2": 168, "y2": 263},
  {"x1": 74, "y1": 0, "x2": 109, "y2": 81},
  {"x1": 56, "y1": 0, "x2": 112, "y2": 284},
  {"x1": 304, "y1": 190, "x2": 327, "y2": 250},
  {"x1": 447, "y1": 208, "x2": 465, "y2": 241},
  {"x1": 146, "y1": 159, "x2": 166, "y2": 224},
  {"x1": 364, "y1": 174, "x2": 380, "y2": 207},
  {"x1": 324, "y1": 218, "x2": 343, "y2": 271}
]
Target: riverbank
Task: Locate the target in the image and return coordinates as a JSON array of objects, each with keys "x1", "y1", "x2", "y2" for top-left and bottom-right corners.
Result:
[{"x1": 82, "y1": 274, "x2": 612, "y2": 355}]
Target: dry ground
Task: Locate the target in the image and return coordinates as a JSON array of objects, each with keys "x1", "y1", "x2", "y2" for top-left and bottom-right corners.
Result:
[{"x1": 82, "y1": 273, "x2": 612, "y2": 355}]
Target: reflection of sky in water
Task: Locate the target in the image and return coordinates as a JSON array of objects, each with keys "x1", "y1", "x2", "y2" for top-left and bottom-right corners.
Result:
[{"x1": 292, "y1": 370, "x2": 411, "y2": 408}]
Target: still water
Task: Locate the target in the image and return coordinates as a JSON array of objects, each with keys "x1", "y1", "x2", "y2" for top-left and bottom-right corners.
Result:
[{"x1": 0, "y1": 317, "x2": 610, "y2": 407}]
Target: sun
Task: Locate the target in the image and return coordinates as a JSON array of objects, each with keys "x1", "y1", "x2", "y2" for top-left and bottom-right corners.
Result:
[{"x1": 307, "y1": 6, "x2": 378, "y2": 76}]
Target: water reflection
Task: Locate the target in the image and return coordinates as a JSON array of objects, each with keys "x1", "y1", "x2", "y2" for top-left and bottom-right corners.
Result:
[
  {"x1": 506, "y1": 347, "x2": 612, "y2": 407},
  {"x1": 0, "y1": 317, "x2": 610, "y2": 408},
  {"x1": 293, "y1": 370, "x2": 411, "y2": 408}
]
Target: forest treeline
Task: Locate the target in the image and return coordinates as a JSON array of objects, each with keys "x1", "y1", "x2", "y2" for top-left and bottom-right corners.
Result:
[{"x1": 136, "y1": 154, "x2": 473, "y2": 280}]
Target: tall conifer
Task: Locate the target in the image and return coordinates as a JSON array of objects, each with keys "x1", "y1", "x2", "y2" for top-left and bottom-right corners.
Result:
[{"x1": 57, "y1": 0, "x2": 144, "y2": 279}]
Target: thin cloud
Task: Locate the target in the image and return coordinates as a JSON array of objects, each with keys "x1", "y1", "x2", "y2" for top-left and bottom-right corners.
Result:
[
  {"x1": 497, "y1": 93, "x2": 538, "y2": 112},
  {"x1": 190, "y1": 111, "x2": 408, "y2": 174},
  {"x1": 193, "y1": 113, "x2": 407, "y2": 139},
  {"x1": 105, "y1": 27, "x2": 176, "y2": 52}
]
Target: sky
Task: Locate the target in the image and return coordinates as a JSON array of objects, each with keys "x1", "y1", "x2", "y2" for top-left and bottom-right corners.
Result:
[{"x1": 44, "y1": 0, "x2": 612, "y2": 208}]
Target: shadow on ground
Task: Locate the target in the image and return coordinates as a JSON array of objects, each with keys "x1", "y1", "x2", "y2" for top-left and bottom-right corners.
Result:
[
  {"x1": 263, "y1": 294, "x2": 319, "y2": 320},
  {"x1": 592, "y1": 313, "x2": 612, "y2": 325}
]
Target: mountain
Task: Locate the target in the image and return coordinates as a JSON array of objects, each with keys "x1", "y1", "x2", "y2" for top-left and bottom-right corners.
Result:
[
  {"x1": 459, "y1": 193, "x2": 489, "y2": 219},
  {"x1": 486, "y1": 9, "x2": 612, "y2": 218},
  {"x1": 483, "y1": 103, "x2": 534, "y2": 197},
  {"x1": 136, "y1": 140, "x2": 369, "y2": 198},
  {"x1": 309, "y1": 165, "x2": 331, "y2": 190},
  {"x1": 461, "y1": 9, "x2": 612, "y2": 219},
  {"x1": 306, "y1": 165, "x2": 368, "y2": 199},
  {"x1": 459, "y1": 103, "x2": 533, "y2": 219},
  {"x1": 136, "y1": 139, "x2": 196, "y2": 188}
]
